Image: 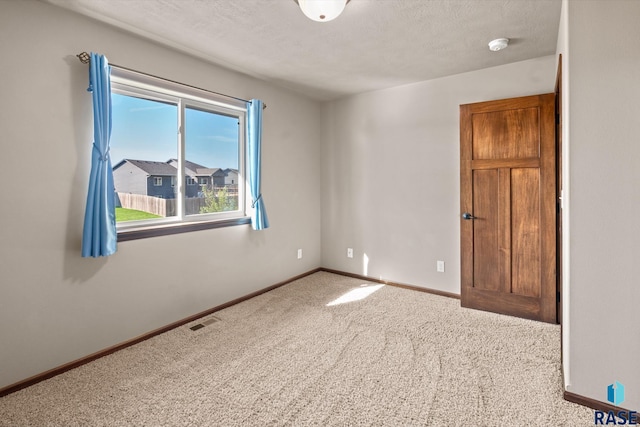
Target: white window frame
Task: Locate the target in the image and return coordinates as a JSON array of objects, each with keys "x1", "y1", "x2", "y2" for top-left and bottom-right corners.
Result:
[
  {"x1": 111, "y1": 67, "x2": 250, "y2": 238},
  {"x1": 198, "y1": 177, "x2": 208, "y2": 185},
  {"x1": 186, "y1": 176, "x2": 197, "y2": 186},
  {"x1": 153, "y1": 177, "x2": 163, "y2": 186}
]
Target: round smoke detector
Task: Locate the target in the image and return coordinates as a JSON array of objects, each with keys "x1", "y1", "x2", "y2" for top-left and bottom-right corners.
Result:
[{"x1": 488, "y1": 38, "x2": 509, "y2": 52}]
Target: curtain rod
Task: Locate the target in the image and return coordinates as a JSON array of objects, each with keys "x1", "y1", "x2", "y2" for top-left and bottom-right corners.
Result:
[{"x1": 76, "y1": 52, "x2": 266, "y2": 110}]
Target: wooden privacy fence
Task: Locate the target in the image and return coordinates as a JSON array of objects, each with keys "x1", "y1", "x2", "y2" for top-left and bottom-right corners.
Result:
[{"x1": 117, "y1": 190, "x2": 238, "y2": 217}]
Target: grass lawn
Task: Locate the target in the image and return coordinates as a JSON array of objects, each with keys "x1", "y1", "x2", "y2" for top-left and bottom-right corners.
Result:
[{"x1": 116, "y1": 207, "x2": 161, "y2": 222}]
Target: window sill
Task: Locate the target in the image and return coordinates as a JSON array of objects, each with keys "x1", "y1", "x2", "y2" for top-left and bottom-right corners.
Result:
[{"x1": 117, "y1": 217, "x2": 251, "y2": 242}]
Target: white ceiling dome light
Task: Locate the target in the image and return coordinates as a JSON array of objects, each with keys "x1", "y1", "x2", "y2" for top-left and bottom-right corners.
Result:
[
  {"x1": 295, "y1": 0, "x2": 349, "y2": 22},
  {"x1": 488, "y1": 38, "x2": 510, "y2": 52}
]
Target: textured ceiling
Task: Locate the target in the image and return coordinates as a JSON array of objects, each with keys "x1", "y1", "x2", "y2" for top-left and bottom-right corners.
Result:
[{"x1": 45, "y1": 0, "x2": 562, "y2": 101}]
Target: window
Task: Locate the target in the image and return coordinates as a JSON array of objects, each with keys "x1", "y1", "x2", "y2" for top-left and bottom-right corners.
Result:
[{"x1": 110, "y1": 68, "x2": 249, "y2": 239}]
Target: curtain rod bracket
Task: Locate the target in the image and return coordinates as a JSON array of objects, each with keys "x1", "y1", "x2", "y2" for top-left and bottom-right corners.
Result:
[
  {"x1": 75, "y1": 51, "x2": 266, "y2": 109},
  {"x1": 77, "y1": 51, "x2": 90, "y2": 64}
]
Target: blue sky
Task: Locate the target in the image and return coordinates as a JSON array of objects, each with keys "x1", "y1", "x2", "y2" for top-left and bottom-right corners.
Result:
[{"x1": 110, "y1": 93, "x2": 239, "y2": 169}]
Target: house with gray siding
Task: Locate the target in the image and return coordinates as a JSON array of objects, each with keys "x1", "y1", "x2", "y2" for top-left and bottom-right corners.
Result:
[
  {"x1": 113, "y1": 159, "x2": 178, "y2": 199},
  {"x1": 224, "y1": 168, "x2": 239, "y2": 186},
  {"x1": 167, "y1": 159, "x2": 230, "y2": 190},
  {"x1": 114, "y1": 159, "x2": 235, "y2": 199}
]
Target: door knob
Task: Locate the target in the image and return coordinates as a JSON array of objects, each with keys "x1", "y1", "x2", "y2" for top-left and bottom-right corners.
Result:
[{"x1": 462, "y1": 212, "x2": 477, "y2": 220}]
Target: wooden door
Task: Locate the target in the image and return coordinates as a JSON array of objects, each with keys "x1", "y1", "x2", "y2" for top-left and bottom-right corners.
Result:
[{"x1": 460, "y1": 94, "x2": 556, "y2": 323}]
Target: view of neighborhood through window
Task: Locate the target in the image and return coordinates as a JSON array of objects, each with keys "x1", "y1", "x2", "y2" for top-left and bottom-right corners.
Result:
[{"x1": 111, "y1": 90, "x2": 241, "y2": 225}]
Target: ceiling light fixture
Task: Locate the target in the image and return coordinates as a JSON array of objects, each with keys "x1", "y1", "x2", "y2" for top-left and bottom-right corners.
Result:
[
  {"x1": 488, "y1": 38, "x2": 509, "y2": 52},
  {"x1": 294, "y1": 0, "x2": 350, "y2": 22}
]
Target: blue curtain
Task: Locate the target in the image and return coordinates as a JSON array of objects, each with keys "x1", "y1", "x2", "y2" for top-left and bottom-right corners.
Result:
[
  {"x1": 246, "y1": 99, "x2": 269, "y2": 230},
  {"x1": 81, "y1": 53, "x2": 117, "y2": 257}
]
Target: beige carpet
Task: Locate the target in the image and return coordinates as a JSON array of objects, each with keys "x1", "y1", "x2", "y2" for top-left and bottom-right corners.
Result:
[{"x1": 0, "y1": 272, "x2": 594, "y2": 426}]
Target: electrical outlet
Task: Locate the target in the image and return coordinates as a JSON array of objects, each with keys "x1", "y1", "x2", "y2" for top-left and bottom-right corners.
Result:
[
  {"x1": 297, "y1": 249, "x2": 303, "y2": 259},
  {"x1": 347, "y1": 248, "x2": 353, "y2": 258},
  {"x1": 437, "y1": 260, "x2": 445, "y2": 273}
]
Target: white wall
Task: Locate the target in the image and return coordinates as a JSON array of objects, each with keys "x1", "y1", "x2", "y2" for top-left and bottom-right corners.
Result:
[
  {"x1": 556, "y1": 0, "x2": 572, "y2": 389},
  {"x1": 564, "y1": 0, "x2": 640, "y2": 410},
  {"x1": 0, "y1": 0, "x2": 322, "y2": 389},
  {"x1": 321, "y1": 56, "x2": 557, "y2": 294}
]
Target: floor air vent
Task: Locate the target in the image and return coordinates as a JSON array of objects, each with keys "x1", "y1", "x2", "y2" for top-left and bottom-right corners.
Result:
[{"x1": 189, "y1": 315, "x2": 221, "y2": 331}]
